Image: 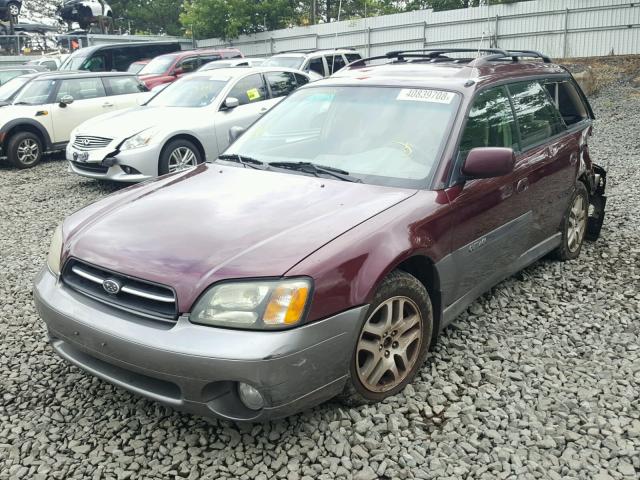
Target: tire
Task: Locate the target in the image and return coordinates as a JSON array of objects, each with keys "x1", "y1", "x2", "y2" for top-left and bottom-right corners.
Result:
[
  {"x1": 553, "y1": 182, "x2": 589, "y2": 261},
  {"x1": 158, "y1": 139, "x2": 202, "y2": 176},
  {"x1": 340, "y1": 270, "x2": 434, "y2": 406},
  {"x1": 7, "y1": 131, "x2": 43, "y2": 169},
  {"x1": 8, "y1": 2, "x2": 20, "y2": 19}
]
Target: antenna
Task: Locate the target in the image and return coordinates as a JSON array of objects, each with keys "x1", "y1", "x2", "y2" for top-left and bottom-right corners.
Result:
[{"x1": 466, "y1": 30, "x2": 487, "y2": 86}]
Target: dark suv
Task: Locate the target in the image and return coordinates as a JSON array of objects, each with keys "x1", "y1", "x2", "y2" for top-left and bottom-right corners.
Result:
[
  {"x1": 0, "y1": 0, "x2": 21, "y2": 21},
  {"x1": 35, "y1": 48, "x2": 606, "y2": 422}
]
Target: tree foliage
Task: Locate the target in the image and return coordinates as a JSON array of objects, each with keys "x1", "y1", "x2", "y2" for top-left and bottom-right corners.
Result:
[{"x1": 108, "y1": 0, "x2": 185, "y2": 36}]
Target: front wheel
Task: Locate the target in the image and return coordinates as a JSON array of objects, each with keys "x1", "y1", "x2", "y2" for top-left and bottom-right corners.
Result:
[
  {"x1": 340, "y1": 270, "x2": 434, "y2": 406},
  {"x1": 553, "y1": 182, "x2": 589, "y2": 261},
  {"x1": 158, "y1": 139, "x2": 202, "y2": 176},
  {"x1": 7, "y1": 132, "x2": 43, "y2": 169}
]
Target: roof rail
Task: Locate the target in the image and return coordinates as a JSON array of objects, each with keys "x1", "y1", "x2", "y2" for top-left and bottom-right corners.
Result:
[{"x1": 348, "y1": 48, "x2": 552, "y2": 68}]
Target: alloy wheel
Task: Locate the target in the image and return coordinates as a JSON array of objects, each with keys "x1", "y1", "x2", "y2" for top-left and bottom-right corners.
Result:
[
  {"x1": 167, "y1": 147, "x2": 197, "y2": 173},
  {"x1": 17, "y1": 139, "x2": 39, "y2": 166},
  {"x1": 567, "y1": 194, "x2": 587, "y2": 253},
  {"x1": 355, "y1": 296, "x2": 423, "y2": 393},
  {"x1": 9, "y1": 4, "x2": 19, "y2": 16}
]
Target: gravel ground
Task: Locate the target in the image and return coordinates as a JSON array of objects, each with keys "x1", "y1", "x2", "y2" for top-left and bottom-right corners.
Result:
[{"x1": 1, "y1": 83, "x2": 639, "y2": 480}]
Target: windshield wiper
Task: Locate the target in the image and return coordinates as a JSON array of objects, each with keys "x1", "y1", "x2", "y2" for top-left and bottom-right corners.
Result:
[
  {"x1": 217, "y1": 153, "x2": 266, "y2": 170},
  {"x1": 268, "y1": 161, "x2": 362, "y2": 183}
]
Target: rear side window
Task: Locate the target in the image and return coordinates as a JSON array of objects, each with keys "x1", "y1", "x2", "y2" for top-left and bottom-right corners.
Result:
[
  {"x1": 326, "y1": 55, "x2": 346, "y2": 74},
  {"x1": 227, "y1": 74, "x2": 267, "y2": 106},
  {"x1": 178, "y1": 57, "x2": 200, "y2": 73},
  {"x1": 545, "y1": 80, "x2": 589, "y2": 126},
  {"x1": 199, "y1": 55, "x2": 222, "y2": 67},
  {"x1": 83, "y1": 54, "x2": 107, "y2": 72},
  {"x1": 307, "y1": 57, "x2": 325, "y2": 76},
  {"x1": 265, "y1": 71, "x2": 297, "y2": 98},
  {"x1": 294, "y1": 73, "x2": 309, "y2": 87},
  {"x1": 56, "y1": 77, "x2": 106, "y2": 102},
  {"x1": 508, "y1": 81, "x2": 565, "y2": 149},
  {"x1": 459, "y1": 86, "x2": 518, "y2": 161},
  {"x1": 104, "y1": 76, "x2": 147, "y2": 96},
  {"x1": 345, "y1": 53, "x2": 361, "y2": 63}
]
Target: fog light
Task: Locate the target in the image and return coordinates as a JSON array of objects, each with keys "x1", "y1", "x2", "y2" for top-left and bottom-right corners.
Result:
[{"x1": 238, "y1": 382, "x2": 264, "y2": 410}]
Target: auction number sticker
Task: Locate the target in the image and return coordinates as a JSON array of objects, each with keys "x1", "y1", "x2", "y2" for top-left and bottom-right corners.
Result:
[
  {"x1": 397, "y1": 89, "x2": 455, "y2": 104},
  {"x1": 247, "y1": 88, "x2": 262, "y2": 101}
]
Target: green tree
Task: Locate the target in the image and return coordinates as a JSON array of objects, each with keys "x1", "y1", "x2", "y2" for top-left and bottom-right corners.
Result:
[{"x1": 109, "y1": 0, "x2": 185, "y2": 36}]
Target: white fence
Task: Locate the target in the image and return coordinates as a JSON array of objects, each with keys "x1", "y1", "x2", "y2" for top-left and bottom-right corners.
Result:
[{"x1": 197, "y1": 0, "x2": 640, "y2": 59}]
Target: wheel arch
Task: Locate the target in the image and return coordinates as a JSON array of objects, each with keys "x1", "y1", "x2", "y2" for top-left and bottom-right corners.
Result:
[
  {"x1": 161, "y1": 134, "x2": 206, "y2": 162},
  {"x1": 2, "y1": 120, "x2": 51, "y2": 152}
]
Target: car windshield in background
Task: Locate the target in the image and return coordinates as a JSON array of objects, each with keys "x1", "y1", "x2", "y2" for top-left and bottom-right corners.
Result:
[
  {"x1": 60, "y1": 54, "x2": 86, "y2": 71},
  {"x1": 13, "y1": 80, "x2": 54, "y2": 106},
  {"x1": 224, "y1": 86, "x2": 460, "y2": 188},
  {"x1": 147, "y1": 77, "x2": 228, "y2": 108},
  {"x1": 127, "y1": 63, "x2": 147, "y2": 74},
  {"x1": 262, "y1": 57, "x2": 304, "y2": 70},
  {"x1": 0, "y1": 76, "x2": 30, "y2": 101},
  {"x1": 202, "y1": 61, "x2": 233, "y2": 70},
  {"x1": 139, "y1": 56, "x2": 177, "y2": 75}
]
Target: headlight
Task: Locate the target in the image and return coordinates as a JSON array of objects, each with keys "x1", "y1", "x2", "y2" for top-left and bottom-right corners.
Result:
[
  {"x1": 191, "y1": 279, "x2": 311, "y2": 329},
  {"x1": 47, "y1": 224, "x2": 63, "y2": 276},
  {"x1": 120, "y1": 127, "x2": 159, "y2": 151}
]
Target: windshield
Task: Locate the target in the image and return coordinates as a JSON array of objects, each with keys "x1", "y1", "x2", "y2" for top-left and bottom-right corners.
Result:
[
  {"x1": 14, "y1": 79, "x2": 55, "y2": 105},
  {"x1": 0, "y1": 76, "x2": 30, "y2": 101},
  {"x1": 147, "y1": 76, "x2": 227, "y2": 108},
  {"x1": 127, "y1": 62, "x2": 147, "y2": 74},
  {"x1": 224, "y1": 86, "x2": 460, "y2": 188},
  {"x1": 60, "y1": 54, "x2": 86, "y2": 71},
  {"x1": 262, "y1": 56, "x2": 304, "y2": 70},
  {"x1": 139, "y1": 55, "x2": 176, "y2": 75}
]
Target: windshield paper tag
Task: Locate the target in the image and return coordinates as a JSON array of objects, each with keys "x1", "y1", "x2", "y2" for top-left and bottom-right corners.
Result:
[
  {"x1": 247, "y1": 88, "x2": 261, "y2": 101},
  {"x1": 397, "y1": 89, "x2": 455, "y2": 104}
]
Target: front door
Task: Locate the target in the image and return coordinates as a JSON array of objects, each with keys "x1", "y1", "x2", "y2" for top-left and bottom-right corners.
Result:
[
  {"x1": 443, "y1": 86, "x2": 532, "y2": 319},
  {"x1": 50, "y1": 77, "x2": 110, "y2": 143}
]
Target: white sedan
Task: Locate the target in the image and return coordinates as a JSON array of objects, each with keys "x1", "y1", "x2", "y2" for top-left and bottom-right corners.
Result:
[{"x1": 67, "y1": 67, "x2": 310, "y2": 182}]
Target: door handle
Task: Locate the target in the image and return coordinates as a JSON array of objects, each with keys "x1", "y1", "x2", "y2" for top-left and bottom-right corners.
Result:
[
  {"x1": 102, "y1": 102, "x2": 115, "y2": 108},
  {"x1": 258, "y1": 108, "x2": 268, "y2": 115},
  {"x1": 516, "y1": 178, "x2": 529, "y2": 193}
]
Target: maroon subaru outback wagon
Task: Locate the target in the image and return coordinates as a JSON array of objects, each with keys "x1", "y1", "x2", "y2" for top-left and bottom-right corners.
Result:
[{"x1": 35, "y1": 49, "x2": 607, "y2": 422}]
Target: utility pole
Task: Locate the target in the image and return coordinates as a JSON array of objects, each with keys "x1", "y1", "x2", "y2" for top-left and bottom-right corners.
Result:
[{"x1": 311, "y1": 0, "x2": 316, "y2": 25}]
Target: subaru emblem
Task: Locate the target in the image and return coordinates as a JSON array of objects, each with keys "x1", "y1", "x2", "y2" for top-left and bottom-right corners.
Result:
[{"x1": 103, "y1": 279, "x2": 121, "y2": 295}]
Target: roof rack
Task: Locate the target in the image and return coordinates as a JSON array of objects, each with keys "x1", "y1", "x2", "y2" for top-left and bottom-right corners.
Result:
[{"x1": 348, "y1": 48, "x2": 552, "y2": 68}]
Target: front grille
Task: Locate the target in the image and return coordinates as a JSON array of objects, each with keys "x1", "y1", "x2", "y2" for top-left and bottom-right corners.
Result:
[
  {"x1": 62, "y1": 259, "x2": 178, "y2": 321},
  {"x1": 70, "y1": 161, "x2": 109, "y2": 174},
  {"x1": 73, "y1": 135, "x2": 113, "y2": 151}
]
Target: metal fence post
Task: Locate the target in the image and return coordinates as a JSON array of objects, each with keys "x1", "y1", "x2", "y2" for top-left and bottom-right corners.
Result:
[
  {"x1": 563, "y1": 8, "x2": 569, "y2": 58},
  {"x1": 494, "y1": 14, "x2": 499, "y2": 48},
  {"x1": 423, "y1": 21, "x2": 428, "y2": 48},
  {"x1": 367, "y1": 27, "x2": 371, "y2": 56}
]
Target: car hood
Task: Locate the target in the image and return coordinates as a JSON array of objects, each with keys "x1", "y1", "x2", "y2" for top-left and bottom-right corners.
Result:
[
  {"x1": 76, "y1": 106, "x2": 204, "y2": 140},
  {"x1": 64, "y1": 165, "x2": 417, "y2": 312}
]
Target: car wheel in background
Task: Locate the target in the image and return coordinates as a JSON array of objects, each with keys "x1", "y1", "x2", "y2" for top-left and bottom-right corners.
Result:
[
  {"x1": 159, "y1": 139, "x2": 202, "y2": 175},
  {"x1": 8, "y1": 132, "x2": 43, "y2": 169},
  {"x1": 553, "y1": 182, "x2": 589, "y2": 261},
  {"x1": 8, "y1": 2, "x2": 20, "y2": 19},
  {"x1": 340, "y1": 270, "x2": 434, "y2": 406}
]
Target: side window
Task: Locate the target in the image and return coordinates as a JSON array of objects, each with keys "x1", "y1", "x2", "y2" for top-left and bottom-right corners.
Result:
[
  {"x1": 294, "y1": 73, "x2": 309, "y2": 87},
  {"x1": 44, "y1": 61, "x2": 57, "y2": 71},
  {"x1": 459, "y1": 86, "x2": 518, "y2": 161},
  {"x1": 104, "y1": 76, "x2": 147, "y2": 95},
  {"x1": 345, "y1": 53, "x2": 361, "y2": 64},
  {"x1": 56, "y1": 77, "x2": 106, "y2": 102},
  {"x1": 83, "y1": 54, "x2": 106, "y2": 72},
  {"x1": 544, "y1": 80, "x2": 589, "y2": 126},
  {"x1": 178, "y1": 57, "x2": 199, "y2": 73},
  {"x1": 266, "y1": 71, "x2": 297, "y2": 98},
  {"x1": 326, "y1": 55, "x2": 346, "y2": 74},
  {"x1": 508, "y1": 81, "x2": 565, "y2": 149},
  {"x1": 307, "y1": 57, "x2": 325, "y2": 76},
  {"x1": 199, "y1": 55, "x2": 222, "y2": 67},
  {"x1": 226, "y1": 74, "x2": 267, "y2": 106},
  {"x1": 113, "y1": 48, "x2": 142, "y2": 71}
]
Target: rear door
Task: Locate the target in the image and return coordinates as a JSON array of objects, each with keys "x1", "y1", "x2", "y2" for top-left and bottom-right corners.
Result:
[
  {"x1": 102, "y1": 76, "x2": 147, "y2": 109},
  {"x1": 506, "y1": 80, "x2": 570, "y2": 247},
  {"x1": 214, "y1": 73, "x2": 269, "y2": 152},
  {"x1": 50, "y1": 77, "x2": 109, "y2": 142},
  {"x1": 444, "y1": 86, "x2": 531, "y2": 314}
]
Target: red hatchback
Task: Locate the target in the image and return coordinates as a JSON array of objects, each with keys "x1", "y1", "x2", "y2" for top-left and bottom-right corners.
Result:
[
  {"x1": 138, "y1": 48, "x2": 243, "y2": 89},
  {"x1": 35, "y1": 49, "x2": 607, "y2": 422}
]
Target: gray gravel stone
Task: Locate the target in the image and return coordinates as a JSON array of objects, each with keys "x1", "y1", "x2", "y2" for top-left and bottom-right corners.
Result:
[{"x1": 1, "y1": 82, "x2": 639, "y2": 480}]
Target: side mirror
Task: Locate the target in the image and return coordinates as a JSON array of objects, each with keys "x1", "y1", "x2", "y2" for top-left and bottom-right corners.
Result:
[
  {"x1": 462, "y1": 147, "x2": 515, "y2": 179},
  {"x1": 59, "y1": 95, "x2": 74, "y2": 107},
  {"x1": 173, "y1": 67, "x2": 184, "y2": 76},
  {"x1": 228, "y1": 126, "x2": 246, "y2": 144},
  {"x1": 222, "y1": 97, "x2": 240, "y2": 110}
]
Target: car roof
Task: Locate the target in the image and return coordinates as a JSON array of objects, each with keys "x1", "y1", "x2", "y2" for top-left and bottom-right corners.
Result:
[
  {"x1": 19, "y1": 71, "x2": 137, "y2": 81},
  {"x1": 328, "y1": 54, "x2": 568, "y2": 93},
  {"x1": 271, "y1": 49, "x2": 359, "y2": 58},
  {"x1": 154, "y1": 48, "x2": 242, "y2": 59},
  {"x1": 190, "y1": 66, "x2": 308, "y2": 80}
]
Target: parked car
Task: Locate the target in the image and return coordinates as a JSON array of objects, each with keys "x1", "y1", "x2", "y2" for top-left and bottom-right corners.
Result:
[
  {"x1": 67, "y1": 67, "x2": 310, "y2": 181},
  {"x1": 0, "y1": 71, "x2": 148, "y2": 168},
  {"x1": 137, "y1": 48, "x2": 243, "y2": 90},
  {"x1": 35, "y1": 49, "x2": 607, "y2": 422},
  {"x1": 263, "y1": 48, "x2": 362, "y2": 80},
  {"x1": 58, "y1": 0, "x2": 113, "y2": 30},
  {"x1": 127, "y1": 59, "x2": 150, "y2": 75},
  {"x1": 26, "y1": 57, "x2": 62, "y2": 71},
  {"x1": 0, "y1": 65, "x2": 45, "y2": 85},
  {"x1": 0, "y1": 0, "x2": 21, "y2": 21},
  {"x1": 60, "y1": 41, "x2": 182, "y2": 72},
  {"x1": 198, "y1": 57, "x2": 265, "y2": 72}
]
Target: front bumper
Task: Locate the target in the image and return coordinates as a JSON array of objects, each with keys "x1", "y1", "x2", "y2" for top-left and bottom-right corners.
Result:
[
  {"x1": 34, "y1": 267, "x2": 367, "y2": 422},
  {"x1": 66, "y1": 141, "x2": 161, "y2": 183}
]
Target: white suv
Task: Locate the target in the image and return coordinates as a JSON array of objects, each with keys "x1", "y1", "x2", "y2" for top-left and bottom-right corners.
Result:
[
  {"x1": 262, "y1": 49, "x2": 362, "y2": 81},
  {"x1": 0, "y1": 71, "x2": 148, "y2": 168}
]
